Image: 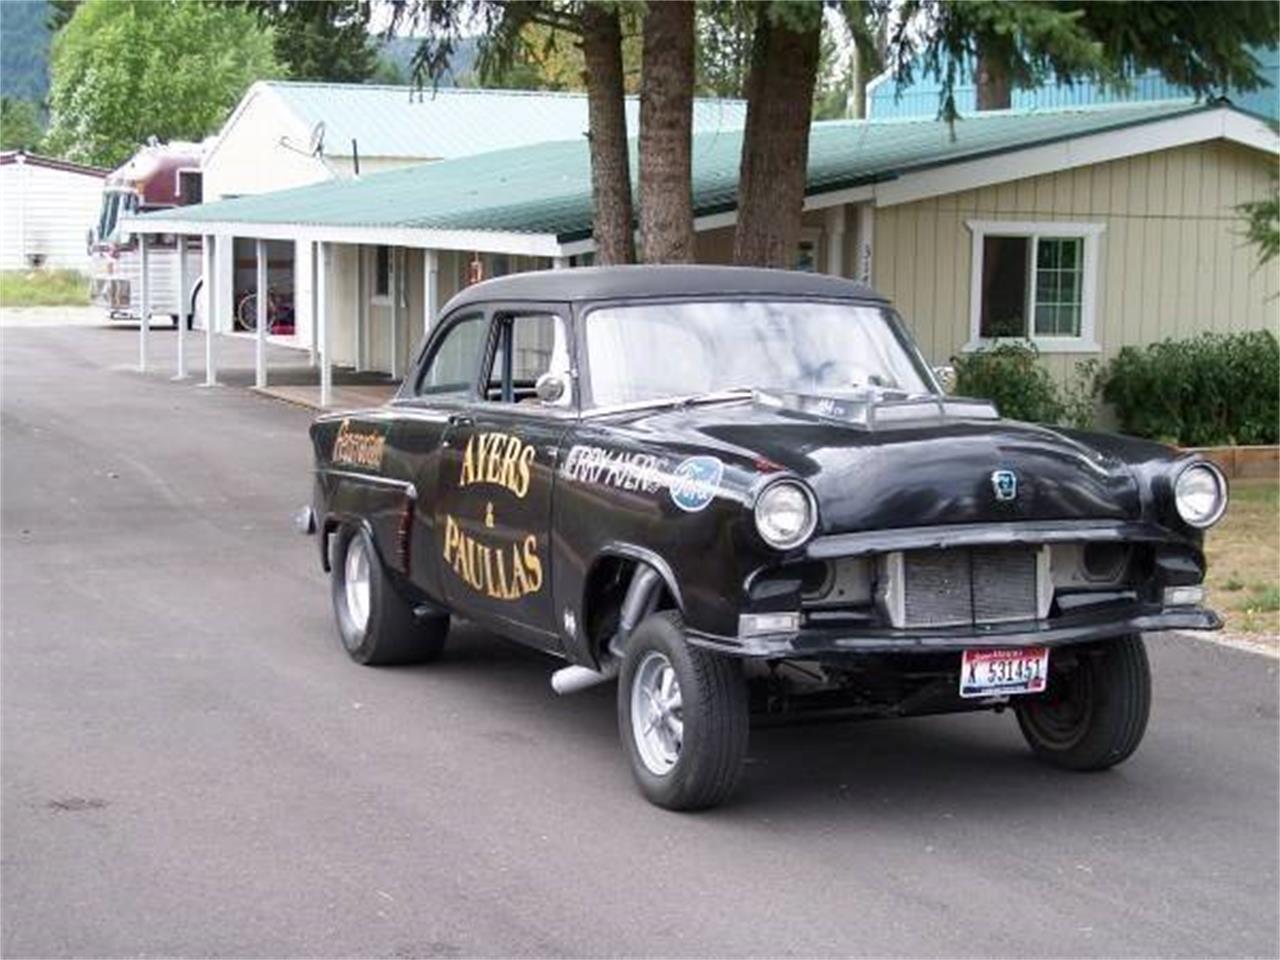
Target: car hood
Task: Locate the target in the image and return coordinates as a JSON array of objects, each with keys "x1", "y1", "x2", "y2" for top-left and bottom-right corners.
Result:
[{"x1": 609, "y1": 396, "x2": 1141, "y2": 533}]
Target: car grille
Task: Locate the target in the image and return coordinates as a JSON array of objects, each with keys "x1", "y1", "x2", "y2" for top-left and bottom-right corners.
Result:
[{"x1": 900, "y1": 546, "x2": 1041, "y2": 628}]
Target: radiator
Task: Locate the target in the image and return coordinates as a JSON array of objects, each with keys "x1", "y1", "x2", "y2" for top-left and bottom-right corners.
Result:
[{"x1": 882, "y1": 546, "x2": 1048, "y2": 629}]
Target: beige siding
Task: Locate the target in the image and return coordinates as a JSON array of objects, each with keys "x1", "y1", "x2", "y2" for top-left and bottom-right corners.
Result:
[
  {"x1": 871, "y1": 141, "x2": 1280, "y2": 372},
  {"x1": 695, "y1": 225, "x2": 734, "y2": 263}
]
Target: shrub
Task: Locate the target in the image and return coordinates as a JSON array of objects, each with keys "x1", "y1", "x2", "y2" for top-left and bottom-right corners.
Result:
[
  {"x1": 1099, "y1": 330, "x2": 1279, "y2": 446},
  {"x1": 952, "y1": 342, "x2": 1065, "y2": 424},
  {"x1": 1060, "y1": 359, "x2": 1101, "y2": 430}
]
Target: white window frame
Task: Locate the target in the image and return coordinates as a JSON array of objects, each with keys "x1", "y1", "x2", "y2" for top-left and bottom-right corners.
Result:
[{"x1": 963, "y1": 220, "x2": 1104, "y2": 354}]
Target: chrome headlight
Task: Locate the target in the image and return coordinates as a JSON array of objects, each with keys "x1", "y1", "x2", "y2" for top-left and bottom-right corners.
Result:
[
  {"x1": 1174, "y1": 462, "x2": 1228, "y2": 529},
  {"x1": 754, "y1": 480, "x2": 818, "y2": 550}
]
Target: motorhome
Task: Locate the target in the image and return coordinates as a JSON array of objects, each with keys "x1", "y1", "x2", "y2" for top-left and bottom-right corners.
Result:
[{"x1": 89, "y1": 140, "x2": 205, "y2": 324}]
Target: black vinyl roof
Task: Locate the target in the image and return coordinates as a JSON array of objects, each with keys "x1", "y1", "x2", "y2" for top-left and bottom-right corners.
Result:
[{"x1": 445, "y1": 265, "x2": 887, "y2": 312}]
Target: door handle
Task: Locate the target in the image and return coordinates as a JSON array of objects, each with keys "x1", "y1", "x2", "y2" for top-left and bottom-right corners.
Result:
[{"x1": 447, "y1": 413, "x2": 474, "y2": 427}]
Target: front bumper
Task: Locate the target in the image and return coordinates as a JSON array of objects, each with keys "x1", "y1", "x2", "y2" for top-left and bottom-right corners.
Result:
[
  {"x1": 688, "y1": 602, "x2": 1221, "y2": 658},
  {"x1": 90, "y1": 277, "x2": 131, "y2": 311}
]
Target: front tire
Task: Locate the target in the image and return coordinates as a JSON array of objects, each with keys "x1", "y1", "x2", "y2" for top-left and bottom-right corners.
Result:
[
  {"x1": 617, "y1": 611, "x2": 748, "y2": 811},
  {"x1": 1015, "y1": 635, "x2": 1150, "y2": 771},
  {"x1": 331, "y1": 524, "x2": 448, "y2": 666},
  {"x1": 237, "y1": 294, "x2": 257, "y2": 332}
]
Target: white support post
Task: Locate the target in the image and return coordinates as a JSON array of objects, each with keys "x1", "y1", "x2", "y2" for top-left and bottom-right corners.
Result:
[
  {"x1": 423, "y1": 249, "x2": 439, "y2": 338},
  {"x1": 309, "y1": 240, "x2": 318, "y2": 368},
  {"x1": 389, "y1": 247, "x2": 400, "y2": 380},
  {"x1": 319, "y1": 242, "x2": 332, "y2": 408},
  {"x1": 553, "y1": 256, "x2": 571, "y2": 270},
  {"x1": 825, "y1": 206, "x2": 846, "y2": 277},
  {"x1": 174, "y1": 235, "x2": 188, "y2": 379},
  {"x1": 354, "y1": 244, "x2": 365, "y2": 372},
  {"x1": 255, "y1": 238, "x2": 267, "y2": 389},
  {"x1": 855, "y1": 203, "x2": 874, "y2": 285},
  {"x1": 138, "y1": 234, "x2": 150, "y2": 372},
  {"x1": 203, "y1": 234, "x2": 218, "y2": 387}
]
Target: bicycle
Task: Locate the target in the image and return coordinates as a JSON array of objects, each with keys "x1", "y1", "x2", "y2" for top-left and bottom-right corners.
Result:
[{"x1": 236, "y1": 287, "x2": 295, "y2": 334}]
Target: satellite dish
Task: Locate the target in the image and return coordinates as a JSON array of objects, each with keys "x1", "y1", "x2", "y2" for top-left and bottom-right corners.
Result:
[{"x1": 307, "y1": 121, "x2": 325, "y2": 157}]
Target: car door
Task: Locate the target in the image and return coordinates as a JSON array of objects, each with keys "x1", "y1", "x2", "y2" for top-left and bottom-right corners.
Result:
[
  {"x1": 391, "y1": 309, "x2": 491, "y2": 606},
  {"x1": 434, "y1": 303, "x2": 575, "y2": 652}
]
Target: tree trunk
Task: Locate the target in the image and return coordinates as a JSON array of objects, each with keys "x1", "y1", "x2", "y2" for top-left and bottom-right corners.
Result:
[
  {"x1": 850, "y1": 16, "x2": 889, "y2": 120},
  {"x1": 581, "y1": 4, "x2": 635, "y2": 265},
  {"x1": 637, "y1": 0, "x2": 695, "y2": 263},
  {"x1": 975, "y1": 48, "x2": 1011, "y2": 111},
  {"x1": 732, "y1": 7, "x2": 822, "y2": 268},
  {"x1": 849, "y1": 43, "x2": 866, "y2": 119}
]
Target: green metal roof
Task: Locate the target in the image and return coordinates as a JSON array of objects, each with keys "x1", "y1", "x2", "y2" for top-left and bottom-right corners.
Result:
[{"x1": 140, "y1": 99, "x2": 1234, "y2": 243}]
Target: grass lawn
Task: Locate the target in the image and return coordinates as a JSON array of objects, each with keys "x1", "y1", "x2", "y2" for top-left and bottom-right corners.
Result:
[
  {"x1": 0, "y1": 269, "x2": 90, "y2": 307},
  {"x1": 1204, "y1": 478, "x2": 1280, "y2": 638}
]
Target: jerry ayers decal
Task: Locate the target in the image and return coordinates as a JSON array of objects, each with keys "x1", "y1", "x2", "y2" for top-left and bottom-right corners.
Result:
[
  {"x1": 442, "y1": 432, "x2": 544, "y2": 601},
  {"x1": 561, "y1": 445, "x2": 723, "y2": 512},
  {"x1": 561, "y1": 445, "x2": 665, "y2": 494},
  {"x1": 331, "y1": 419, "x2": 387, "y2": 469}
]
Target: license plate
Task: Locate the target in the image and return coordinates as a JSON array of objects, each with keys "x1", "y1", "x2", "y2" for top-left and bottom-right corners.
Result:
[{"x1": 959, "y1": 647, "x2": 1049, "y2": 698}]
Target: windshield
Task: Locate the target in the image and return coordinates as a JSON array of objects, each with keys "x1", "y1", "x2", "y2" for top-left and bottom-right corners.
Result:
[
  {"x1": 97, "y1": 190, "x2": 137, "y2": 242},
  {"x1": 584, "y1": 300, "x2": 935, "y2": 408}
]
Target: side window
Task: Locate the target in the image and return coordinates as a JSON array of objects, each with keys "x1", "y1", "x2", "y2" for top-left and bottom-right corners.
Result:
[
  {"x1": 483, "y1": 312, "x2": 572, "y2": 406},
  {"x1": 416, "y1": 313, "x2": 488, "y2": 398}
]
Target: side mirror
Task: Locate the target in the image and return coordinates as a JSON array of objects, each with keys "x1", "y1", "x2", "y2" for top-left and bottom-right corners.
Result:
[
  {"x1": 535, "y1": 371, "x2": 567, "y2": 404},
  {"x1": 933, "y1": 365, "x2": 957, "y2": 394}
]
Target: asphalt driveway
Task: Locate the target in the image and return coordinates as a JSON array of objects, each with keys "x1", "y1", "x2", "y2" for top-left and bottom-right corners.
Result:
[{"x1": 2, "y1": 320, "x2": 1277, "y2": 958}]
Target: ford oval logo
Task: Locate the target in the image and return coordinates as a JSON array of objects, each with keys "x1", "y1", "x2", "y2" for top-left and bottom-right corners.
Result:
[
  {"x1": 991, "y1": 469, "x2": 1018, "y2": 502},
  {"x1": 669, "y1": 456, "x2": 724, "y2": 512}
]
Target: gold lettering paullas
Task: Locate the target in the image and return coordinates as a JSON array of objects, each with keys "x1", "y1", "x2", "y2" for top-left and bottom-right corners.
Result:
[
  {"x1": 441, "y1": 514, "x2": 543, "y2": 600},
  {"x1": 459, "y1": 432, "x2": 535, "y2": 498},
  {"x1": 331, "y1": 419, "x2": 386, "y2": 470}
]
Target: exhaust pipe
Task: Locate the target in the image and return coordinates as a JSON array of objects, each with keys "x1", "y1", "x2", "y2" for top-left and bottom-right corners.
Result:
[
  {"x1": 551, "y1": 563, "x2": 664, "y2": 696},
  {"x1": 551, "y1": 661, "x2": 618, "y2": 695}
]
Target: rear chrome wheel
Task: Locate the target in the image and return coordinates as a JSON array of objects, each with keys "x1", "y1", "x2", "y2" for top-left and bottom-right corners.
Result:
[
  {"x1": 342, "y1": 533, "x2": 371, "y2": 638},
  {"x1": 330, "y1": 524, "x2": 448, "y2": 666}
]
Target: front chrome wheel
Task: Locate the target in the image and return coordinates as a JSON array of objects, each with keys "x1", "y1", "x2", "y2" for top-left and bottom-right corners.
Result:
[
  {"x1": 342, "y1": 533, "x2": 371, "y2": 637},
  {"x1": 630, "y1": 650, "x2": 684, "y2": 775}
]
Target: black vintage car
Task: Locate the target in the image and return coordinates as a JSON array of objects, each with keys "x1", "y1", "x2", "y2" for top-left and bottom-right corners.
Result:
[{"x1": 301, "y1": 266, "x2": 1227, "y2": 810}]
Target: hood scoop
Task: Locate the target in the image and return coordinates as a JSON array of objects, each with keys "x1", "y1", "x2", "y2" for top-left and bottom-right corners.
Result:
[{"x1": 753, "y1": 389, "x2": 998, "y2": 430}]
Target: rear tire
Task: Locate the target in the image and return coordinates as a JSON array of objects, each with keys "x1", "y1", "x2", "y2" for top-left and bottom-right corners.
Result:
[
  {"x1": 1015, "y1": 635, "x2": 1150, "y2": 771},
  {"x1": 331, "y1": 524, "x2": 448, "y2": 666},
  {"x1": 617, "y1": 611, "x2": 748, "y2": 810}
]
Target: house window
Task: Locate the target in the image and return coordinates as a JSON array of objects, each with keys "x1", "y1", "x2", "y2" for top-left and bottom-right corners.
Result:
[
  {"x1": 966, "y1": 221, "x2": 1103, "y2": 353},
  {"x1": 374, "y1": 246, "x2": 390, "y2": 298},
  {"x1": 794, "y1": 228, "x2": 821, "y2": 272},
  {"x1": 1033, "y1": 238, "x2": 1084, "y2": 337}
]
